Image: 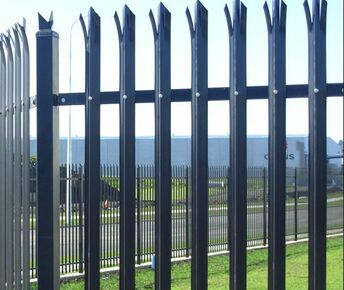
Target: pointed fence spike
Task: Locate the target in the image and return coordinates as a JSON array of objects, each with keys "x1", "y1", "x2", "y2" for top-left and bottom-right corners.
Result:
[
  {"x1": 224, "y1": 5, "x2": 233, "y2": 35},
  {"x1": 185, "y1": 8, "x2": 194, "y2": 37},
  {"x1": 319, "y1": 0, "x2": 327, "y2": 29},
  {"x1": 263, "y1": 2, "x2": 272, "y2": 33},
  {"x1": 239, "y1": 3, "x2": 247, "y2": 34},
  {"x1": 79, "y1": 14, "x2": 88, "y2": 50},
  {"x1": 114, "y1": 12, "x2": 122, "y2": 41},
  {"x1": 38, "y1": 13, "x2": 52, "y2": 30},
  {"x1": 279, "y1": 1, "x2": 287, "y2": 31},
  {"x1": 149, "y1": 10, "x2": 158, "y2": 40},
  {"x1": 49, "y1": 11, "x2": 54, "y2": 24},
  {"x1": 304, "y1": 0, "x2": 313, "y2": 31}
]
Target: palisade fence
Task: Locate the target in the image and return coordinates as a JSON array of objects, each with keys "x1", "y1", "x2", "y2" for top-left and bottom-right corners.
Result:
[
  {"x1": 0, "y1": 22, "x2": 31, "y2": 290},
  {"x1": 0, "y1": 0, "x2": 343, "y2": 290},
  {"x1": 26, "y1": 164, "x2": 343, "y2": 278}
]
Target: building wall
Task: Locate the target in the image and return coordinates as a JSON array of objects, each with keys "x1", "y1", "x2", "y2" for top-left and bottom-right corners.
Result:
[{"x1": 29, "y1": 135, "x2": 342, "y2": 167}]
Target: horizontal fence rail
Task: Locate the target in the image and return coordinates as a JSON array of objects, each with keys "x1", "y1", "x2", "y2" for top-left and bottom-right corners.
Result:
[
  {"x1": 0, "y1": 1, "x2": 343, "y2": 289},
  {"x1": 52, "y1": 83, "x2": 343, "y2": 106}
]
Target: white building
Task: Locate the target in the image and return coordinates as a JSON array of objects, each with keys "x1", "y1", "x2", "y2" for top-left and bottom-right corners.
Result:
[{"x1": 30, "y1": 135, "x2": 342, "y2": 168}]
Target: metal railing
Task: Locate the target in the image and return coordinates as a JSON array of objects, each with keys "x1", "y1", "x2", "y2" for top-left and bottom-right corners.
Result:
[
  {"x1": 1, "y1": 0, "x2": 344, "y2": 289},
  {"x1": 27, "y1": 164, "x2": 343, "y2": 277},
  {"x1": 0, "y1": 23, "x2": 31, "y2": 289}
]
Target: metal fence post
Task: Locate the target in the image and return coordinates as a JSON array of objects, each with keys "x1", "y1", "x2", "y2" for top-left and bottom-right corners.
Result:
[
  {"x1": 136, "y1": 166, "x2": 142, "y2": 265},
  {"x1": 18, "y1": 22, "x2": 31, "y2": 289},
  {"x1": 78, "y1": 166, "x2": 84, "y2": 273},
  {"x1": 3, "y1": 34, "x2": 14, "y2": 289},
  {"x1": 304, "y1": 1, "x2": 328, "y2": 289},
  {"x1": 80, "y1": 8, "x2": 101, "y2": 290},
  {"x1": 263, "y1": 1, "x2": 287, "y2": 289},
  {"x1": 225, "y1": 1, "x2": 247, "y2": 288},
  {"x1": 13, "y1": 27, "x2": 23, "y2": 290},
  {"x1": 263, "y1": 167, "x2": 267, "y2": 246},
  {"x1": 227, "y1": 166, "x2": 230, "y2": 251},
  {"x1": 0, "y1": 38, "x2": 6, "y2": 290},
  {"x1": 149, "y1": 4, "x2": 172, "y2": 289},
  {"x1": 186, "y1": 2, "x2": 209, "y2": 289},
  {"x1": 185, "y1": 167, "x2": 190, "y2": 257},
  {"x1": 114, "y1": 6, "x2": 136, "y2": 290},
  {"x1": 36, "y1": 13, "x2": 60, "y2": 290},
  {"x1": 294, "y1": 167, "x2": 298, "y2": 241}
]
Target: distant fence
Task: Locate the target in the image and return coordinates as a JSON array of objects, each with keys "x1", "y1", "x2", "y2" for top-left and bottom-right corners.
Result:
[{"x1": 27, "y1": 165, "x2": 343, "y2": 277}]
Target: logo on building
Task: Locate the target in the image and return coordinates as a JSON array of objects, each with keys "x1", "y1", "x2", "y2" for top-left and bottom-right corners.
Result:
[{"x1": 264, "y1": 142, "x2": 295, "y2": 160}]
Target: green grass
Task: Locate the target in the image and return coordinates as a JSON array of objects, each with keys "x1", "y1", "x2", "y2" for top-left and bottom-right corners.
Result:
[{"x1": 30, "y1": 236, "x2": 342, "y2": 290}]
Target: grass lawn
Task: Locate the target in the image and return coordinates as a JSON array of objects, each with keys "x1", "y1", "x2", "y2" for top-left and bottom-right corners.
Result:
[{"x1": 45, "y1": 236, "x2": 343, "y2": 290}]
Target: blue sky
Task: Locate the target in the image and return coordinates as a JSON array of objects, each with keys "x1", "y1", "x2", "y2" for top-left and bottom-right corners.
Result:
[{"x1": 1, "y1": 0, "x2": 343, "y2": 141}]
